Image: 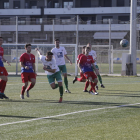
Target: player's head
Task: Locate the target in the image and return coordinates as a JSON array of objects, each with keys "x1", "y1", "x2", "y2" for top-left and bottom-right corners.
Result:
[
  {"x1": 0, "y1": 37, "x2": 3, "y2": 46},
  {"x1": 82, "y1": 46, "x2": 86, "y2": 54},
  {"x1": 55, "y1": 39, "x2": 60, "y2": 48},
  {"x1": 25, "y1": 43, "x2": 31, "y2": 53},
  {"x1": 46, "y1": 51, "x2": 53, "y2": 61},
  {"x1": 85, "y1": 46, "x2": 90, "y2": 55},
  {"x1": 86, "y1": 43, "x2": 92, "y2": 49}
]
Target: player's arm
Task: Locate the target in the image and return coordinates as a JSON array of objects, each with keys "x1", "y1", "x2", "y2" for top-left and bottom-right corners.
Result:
[
  {"x1": 2, "y1": 56, "x2": 11, "y2": 66},
  {"x1": 64, "y1": 54, "x2": 72, "y2": 64},
  {"x1": 43, "y1": 67, "x2": 56, "y2": 73},
  {"x1": 20, "y1": 61, "x2": 29, "y2": 70},
  {"x1": 92, "y1": 63, "x2": 99, "y2": 75},
  {"x1": 35, "y1": 48, "x2": 42, "y2": 56},
  {"x1": 32, "y1": 63, "x2": 36, "y2": 74}
]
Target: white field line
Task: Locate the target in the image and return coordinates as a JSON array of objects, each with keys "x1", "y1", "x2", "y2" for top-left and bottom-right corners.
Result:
[{"x1": 0, "y1": 103, "x2": 140, "y2": 127}]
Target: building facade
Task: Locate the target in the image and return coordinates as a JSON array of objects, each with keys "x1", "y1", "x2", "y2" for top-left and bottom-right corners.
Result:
[{"x1": 0, "y1": 0, "x2": 136, "y2": 47}]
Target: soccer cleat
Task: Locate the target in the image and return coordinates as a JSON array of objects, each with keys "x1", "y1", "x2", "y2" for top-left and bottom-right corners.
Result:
[
  {"x1": 73, "y1": 77, "x2": 77, "y2": 84},
  {"x1": 59, "y1": 97, "x2": 63, "y2": 103},
  {"x1": 94, "y1": 91, "x2": 99, "y2": 95},
  {"x1": 0, "y1": 94, "x2": 3, "y2": 99},
  {"x1": 65, "y1": 89, "x2": 71, "y2": 93},
  {"x1": 83, "y1": 89, "x2": 88, "y2": 92},
  {"x1": 20, "y1": 94, "x2": 24, "y2": 99},
  {"x1": 2, "y1": 94, "x2": 9, "y2": 99},
  {"x1": 26, "y1": 90, "x2": 29, "y2": 97},
  {"x1": 88, "y1": 91, "x2": 95, "y2": 95},
  {"x1": 96, "y1": 85, "x2": 98, "y2": 90},
  {"x1": 101, "y1": 84, "x2": 105, "y2": 88}
]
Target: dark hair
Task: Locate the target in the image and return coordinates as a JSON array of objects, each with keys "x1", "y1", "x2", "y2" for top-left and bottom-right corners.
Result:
[
  {"x1": 0, "y1": 37, "x2": 3, "y2": 39},
  {"x1": 25, "y1": 43, "x2": 31, "y2": 48},
  {"x1": 86, "y1": 46, "x2": 90, "y2": 50},
  {"x1": 55, "y1": 39, "x2": 59, "y2": 42},
  {"x1": 46, "y1": 51, "x2": 53, "y2": 56},
  {"x1": 82, "y1": 46, "x2": 86, "y2": 49}
]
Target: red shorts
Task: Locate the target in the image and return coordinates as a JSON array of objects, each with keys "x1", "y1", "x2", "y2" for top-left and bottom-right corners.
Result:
[
  {"x1": 21, "y1": 72, "x2": 36, "y2": 83},
  {"x1": 84, "y1": 72, "x2": 97, "y2": 80},
  {"x1": 80, "y1": 72, "x2": 86, "y2": 80},
  {"x1": 0, "y1": 67, "x2": 8, "y2": 76}
]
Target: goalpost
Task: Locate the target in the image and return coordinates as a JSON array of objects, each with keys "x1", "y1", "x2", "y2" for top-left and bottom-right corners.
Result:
[
  {"x1": 4, "y1": 43, "x2": 77, "y2": 75},
  {"x1": 78, "y1": 45, "x2": 114, "y2": 74}
]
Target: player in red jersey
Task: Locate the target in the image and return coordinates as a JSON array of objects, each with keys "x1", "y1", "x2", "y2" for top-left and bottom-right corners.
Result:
[
  {"x1": 73, "y1": 46, "x2": 90, "y2": 92},
  {"x1": 78, "y1": 46, "x2": 99, "y2": 95},
  {"x1": 20, "y1": 44, "x2": 36, "y2": 99},
  {"x1": 0, "y1": 37, "x2": 11, "y2": 99}
]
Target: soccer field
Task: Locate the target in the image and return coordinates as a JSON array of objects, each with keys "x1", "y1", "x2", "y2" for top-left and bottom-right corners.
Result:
[{"x1": 0, "y1": 76, "x2": 140, "y2": 140}]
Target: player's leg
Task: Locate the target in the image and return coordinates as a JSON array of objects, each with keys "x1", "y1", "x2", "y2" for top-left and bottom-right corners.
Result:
[
  {"x1": 25, "y1": 73, "x2": 36, "y2": 97},
  {"x1": 73, "y1": 72, "x2": 86, "y2": 84},
  {"x1": 83, "y1": 80, "x2": 89, "y2": 92},
  {"x1": 47, "y1": 74, "x2": 58, "y2": 89},
  {"x1": 96, "y1": 65, "x2": 105, "y2": 88},
  {"x1": 0, "y1": 76, "x2": 8, "y2": 99},
  {"x1": 20, "y1": 73, "x2": 29, "y2": 99},
  {"x1": 56, "y1": 71, "x2": 63, "y2": 102},
  {"x1": 61, "y1": 65, "x2": 71, "y2": 93},
  {"x1": 0, "y1": 67, "x2": 9, "y2": 99}
]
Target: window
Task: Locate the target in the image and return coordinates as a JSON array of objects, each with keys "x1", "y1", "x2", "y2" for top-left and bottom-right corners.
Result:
[
  {"x1": 102, "y1": 17, "x2": 113, "y2": 24},
  {"x1": 30, "y1": 1, "x2": 37, "y2": 8},
  {"x1": 54, "y1": 2, "x2": 59, "y2": 8},
  {"x1": 118, "y1": 16, "x2": 130, "y2": 24},
  {"x1": 99, "y1": 0, "x2": 111, "y2": 7},
  {"x1": 14, "y1": 1, "x2": 20, "y2": 9},
  {"x1": 18, "y1": 18, "x2": 26, "y2": 25},
  {"x1": 63, "y1": 1, "x2": 73, "y2": 8},
  {"x1": 1, "y1": 18, "x2": 10, "y2": 25},
  {"x1": 117, "y1": 0, "x2": 124, "y2": 7},
  {"x1": 80, "y1": 0, "x2": 91, "y2": 7},
  {"x1": 4, "y1": 2, "x2": 9, "y2": 9}
]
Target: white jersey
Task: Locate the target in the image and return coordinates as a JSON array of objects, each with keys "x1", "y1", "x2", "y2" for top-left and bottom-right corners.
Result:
[
  {"x1": 51, "y1": 46, "x2": 67, "y2": 66},
  {"x1": 39, "y1": 55, "x2": 59, "y2": 75},
  {"x1": 89, "y1": 50, "x2": 97, "y2": 65}
]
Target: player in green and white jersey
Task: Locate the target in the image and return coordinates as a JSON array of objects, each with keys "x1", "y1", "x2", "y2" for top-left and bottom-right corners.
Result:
[
  {"x1": 51, "y1": 39, "x2": 72, "y2": 93},
  {"x1": 35, "y1": 48, "x2": 63, "y2": 103},
  {"x1": 87, "y1": 43, "x2": 105, "y2": 89}
]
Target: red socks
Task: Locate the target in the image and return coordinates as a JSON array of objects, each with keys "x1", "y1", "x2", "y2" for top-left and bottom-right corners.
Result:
[
  {"x1": 1, "y1": 80, "x2": 7, "y2": 93},
  {"x1": 26, "y1": 83, "x2": 35, "y2": 91},
  {"x1": 84, "y1": 81, "x2": 89, "y2": 90},
  {"x1": 21, "y1": 86, "x2": 26, "y2": 95},
  {"x1": 89, "y1": 82, "x2": 97, "y2": 92}
]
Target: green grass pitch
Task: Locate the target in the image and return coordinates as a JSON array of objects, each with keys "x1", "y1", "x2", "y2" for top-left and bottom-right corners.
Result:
[{"x1": 0, "y1": 75, "x2": 140, "y2": 140}]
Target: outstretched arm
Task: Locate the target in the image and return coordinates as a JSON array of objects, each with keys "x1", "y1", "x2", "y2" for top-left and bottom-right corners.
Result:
[
  {"x1": 35, "y1": 48, "x2": 42, "y2": 56},
  {"x1": 2, "y1": 56, "x2": 11, "y2": 66}
]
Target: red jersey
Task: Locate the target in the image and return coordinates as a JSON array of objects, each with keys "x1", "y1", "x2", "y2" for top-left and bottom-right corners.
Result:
[
  {"x1": 79, "y1": 55, "x2": 94, "y2": 73},
  {"x1": 77, "y1": 53, "x2": 84, "y2": 64},
  {"x1": 0, "y1": 46, "x2": 4, "y2": 67},
  {"x1": 20, "y1": 53, "x2": 35, "y2": 73}
]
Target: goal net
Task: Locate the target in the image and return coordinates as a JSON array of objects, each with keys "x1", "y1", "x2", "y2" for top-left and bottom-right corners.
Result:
[{"x1": 4, "y1": 44, "x2": 77, "y2": 75}]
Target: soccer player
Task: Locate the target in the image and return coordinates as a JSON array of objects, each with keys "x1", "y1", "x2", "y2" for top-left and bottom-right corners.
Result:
[
  {"x1": 0, "y1": 37, "x2": 11, "y2": 99},
  {"x1": 73, "y1": 46, "x2": 90, "y2": 92},
  {"x1": 20, "y1": 44, "x2": 36, "y2": 99},
  {"x1": 78, "y1": 46, "x2": 99, "y2": 95},
  {"x1": 87, "y1": 43, "x2": 105, "y2": 89},
  {"x1": 35, "y1": 48, "x2": 63, "y2": 103},
  {"x1": 51, "y1": 39, "x2": 72, "y2": 93}
]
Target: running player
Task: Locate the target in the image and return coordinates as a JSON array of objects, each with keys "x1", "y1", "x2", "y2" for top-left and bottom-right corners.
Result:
[
  {"x1": 87, "y1": 43, "x2": 105, "y2": 89},
  {"x1": 0, "y1": 37, "x2": 11, "y2": 99},
  {"x1": 20, "y1": 44, "x2": 36, "y2": 99},
  {"x1": 78, "y1": 46, "x2": 99, "y2": 95},
  {"x1": 73, "y1": 46, "x2": 90, "y2": 92},
  {"x1": 35, "y1": 48, "x2": 63, "y2": 103},
  {"x1": 51, "y1": 39, "x2": 72, "y2": 93}
]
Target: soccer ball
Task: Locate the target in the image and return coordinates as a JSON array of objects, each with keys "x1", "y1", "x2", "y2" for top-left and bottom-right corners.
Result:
[{"x1": 120, "y1": 39, "x2": 129, "y2": 47}]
